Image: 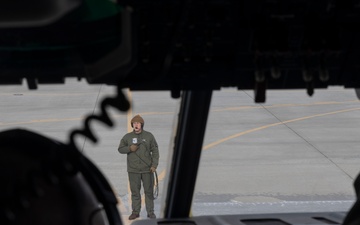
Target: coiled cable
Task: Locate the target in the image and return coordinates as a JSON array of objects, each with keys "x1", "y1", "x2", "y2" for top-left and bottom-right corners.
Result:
[{"x1": 69, "y1": 84, "x2": 130, "y2": 146}]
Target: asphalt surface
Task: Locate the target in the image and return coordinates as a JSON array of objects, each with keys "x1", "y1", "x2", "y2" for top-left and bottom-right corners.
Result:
[{"x1": 1, "y1": 78, "x2": 360, "y2": 224}]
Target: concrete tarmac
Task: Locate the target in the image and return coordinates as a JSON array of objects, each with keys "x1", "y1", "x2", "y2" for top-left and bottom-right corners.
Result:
[{"x1": 1, "y1": 78, "x2": 360, "y2": 224}]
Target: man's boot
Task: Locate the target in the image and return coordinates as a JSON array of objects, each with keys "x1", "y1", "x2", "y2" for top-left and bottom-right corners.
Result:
[{"x1": 129, "y1": 212, "x2": 140, "y2": 220}]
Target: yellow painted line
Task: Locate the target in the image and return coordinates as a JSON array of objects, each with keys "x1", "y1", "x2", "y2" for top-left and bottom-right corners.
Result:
[
  {"x1": 123, "y1": 89, "x2": 160, "y2": 216},
  {"x1": 114, "y1": 184, "x2": 128, "y2": 215},
  {"x1": 0, "y1": 117, "x2": 84, "y2": 127},
  {"x1": 211, "y1": 100, "x2": 359, "y2": 112},
  {"x1": 1, "y1": 101, "x2": 357, "y2": 127},
  {"x1": 117, "y1": 197, "x2": 128, "y2": 218},
  {"x1": 127, "y1": 181, "x2": 132, "y2": 214},
  {"x1": 212, "y1": 106, "x2": 261, "y2": 112},
  {"x1": 203, "y1": 107, "x2": 360, "y2": 151},
  {"x1": 134, "y1": 112, "x2": 174, "y2": 116},
  {"x1": 0, "y1": 112, "x2": 172, "y2": 127},
  {"x1": 125, "y1": 89, "x2": 134, "y2": 213},
  {"x1": 158, "y1": 169, "x2": 166, "y2": 181},
  {"x1": 0, "y1": 92, "x2": 101, "y2": 97},
  {"x1": 30, "y1": 118, "x2": 81, "y2": 123},
  {"x1": 126, "y1": 89, "x2": 133, "y2": 133},
  {"x1": 122, "y1": 168, "x2": 165, "y2": 219},
  {"x1": 124, "y1": 89, "x2": 168, "y2": 216}
]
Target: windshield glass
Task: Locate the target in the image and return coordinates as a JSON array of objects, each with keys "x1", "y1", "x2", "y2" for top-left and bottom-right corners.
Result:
[
  {"x1": 1, "y1": 80, "x2": 359, "y2": 223},
  {"x1": 0, "y1": 78, "x2": 179, "y2": 224},
  {"x1": 193, "y1": 87, "x2": 359, "y2": 215}
]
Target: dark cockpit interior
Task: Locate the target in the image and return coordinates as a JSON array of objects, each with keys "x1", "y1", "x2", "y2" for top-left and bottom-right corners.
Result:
[{"x1": 1, "y1": 1, "x2": 360, "y2": 224}]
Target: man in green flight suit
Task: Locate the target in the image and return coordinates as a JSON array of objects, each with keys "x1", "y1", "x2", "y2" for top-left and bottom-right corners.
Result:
[{"x1": 118, "y1": 115, "x2": 159, "y2": 220}]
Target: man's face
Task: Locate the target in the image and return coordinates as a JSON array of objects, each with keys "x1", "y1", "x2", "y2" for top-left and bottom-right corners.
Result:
[{"x1": 133, "y1": 122, "x2": 142, "y2": 134}]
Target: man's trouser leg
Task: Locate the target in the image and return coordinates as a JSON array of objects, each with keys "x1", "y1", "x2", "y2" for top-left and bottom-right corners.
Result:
[
  {"x1": 142, "y1": 172, "x2": 154, "y2": 214},
  {"x1": 128, "y1": 172, "x2": 141, "y2": 213}
]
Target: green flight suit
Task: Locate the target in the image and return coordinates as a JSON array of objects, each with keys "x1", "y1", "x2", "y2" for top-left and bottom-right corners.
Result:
[{"x1": 118, "y1": 130, "x2": 159, "y2": 214}]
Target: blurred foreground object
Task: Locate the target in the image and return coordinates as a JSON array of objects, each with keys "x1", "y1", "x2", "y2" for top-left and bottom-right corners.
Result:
[
  {"x1": 1, "y1": 0, "x2": 360, "y2": 103},
  {"x1": 0, "y1": 129, "x2": 122, "y2": 225}
]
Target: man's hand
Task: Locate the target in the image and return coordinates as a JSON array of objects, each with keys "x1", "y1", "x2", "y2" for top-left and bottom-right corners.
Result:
[
  {"x1": 129, "y1": 144, "x2": 139, "y2": 152},
  {"x1": 150, "y1": 167, "x2": 156, "y2": 173}
]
